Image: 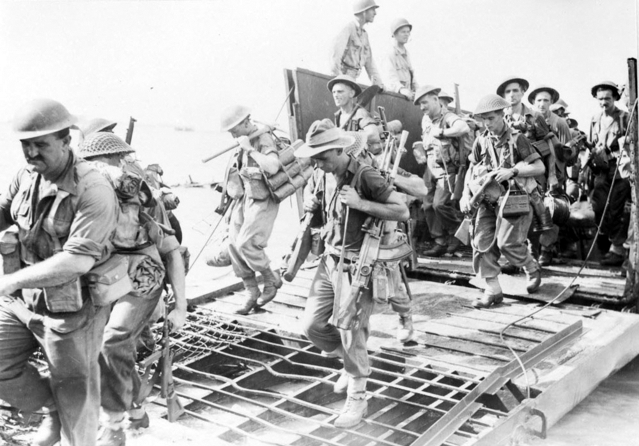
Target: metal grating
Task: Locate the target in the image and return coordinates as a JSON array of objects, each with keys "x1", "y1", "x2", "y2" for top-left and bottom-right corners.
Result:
[{"x1": 141, "y1": 307, "x2": 516, "y2": 446}]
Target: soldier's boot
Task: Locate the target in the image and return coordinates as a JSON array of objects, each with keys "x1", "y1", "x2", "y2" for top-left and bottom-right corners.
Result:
[
  {"x1": 524, "y1": 261, "x2": 542, "y2": 294},
  {"x1": 97, "y1": 412, "x2": 126, "y2": 446},
  {"x1": 539, "y1": 248, "x2": 553, "y2": 266},
  {"x1": 128, "y1": 405, "x2": 149, "y2": 430},
  {"x1": 256, "y1": 268, "x2": 283, "y2": 307},
  {"x1": 397, "y1": 312, "x2": 415, "y2": 343},
  {"x1": 334, "y1": 378, "x2": 368, "y2": 428},
  {"x1": 473, "y1": 277, "x2": 503, "y2": 309},
  {"x1": 333, "y1": 369, "x2": 349, "y2": 394},
  {"x1": 32, "y1": 410, "x2": 61, "y2": 446},
  {"x1": 235, "y1": 275, "x2": 260, "y2": 315},
  {"x1": 322, "y1": 344, "x2": 344, "y2": 359}
]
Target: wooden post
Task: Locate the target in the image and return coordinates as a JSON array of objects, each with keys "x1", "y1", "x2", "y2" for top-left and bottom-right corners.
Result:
[{"x1": 627, "y1": 57, "x2": 638, "y2": 306}]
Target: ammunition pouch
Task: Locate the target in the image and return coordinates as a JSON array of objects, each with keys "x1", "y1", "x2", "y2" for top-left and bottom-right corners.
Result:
[
  {"x1": 241, "y1": 168, "x2": 270, "y2": 200},
  {"x1": 0, "y1": 228, "x2": 21, "y2": 275},
  {"x1": 43, "y1": 278, "x2": 84, "y2": 313},
  {"x1": 499, "y1": 181, "x2": 530, "y2": 219},
  {"x1": 84, "y1": 254, "x2": 133, "y2": 306}
]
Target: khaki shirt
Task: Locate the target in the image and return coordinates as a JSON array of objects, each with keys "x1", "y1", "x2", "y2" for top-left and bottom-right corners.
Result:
[
  {"x1": 383, "y1": 42, "x2": 418, "y2": 93},
  {"x1": 0, "y1": 152, "x2": 118, "y2": 266},
  {"x1": 331, "y1": 21, "x2": 383, "y2": 86}
]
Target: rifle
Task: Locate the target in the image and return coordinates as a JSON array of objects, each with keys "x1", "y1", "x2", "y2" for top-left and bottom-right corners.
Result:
[
  {"x1": 134, "y1": 296, "x2": 185, "y2": 422},
  {"x1": 159, "y1": 303, "x2": 184, "y2": 422},
  {"x1": 331, "y1": 130, "x2": 409, "y2": 330},
  {"x1": 202, "y1": 123, "x2": 278, "y2": 163},
  {"x1": 340, "y1": 85, "x2": 381, "y2": 130},
  {"x1": 125, "y1": 117, "x2": 137, "y2": 145},
  {"x1": 454, "y1": 170, "x2": 498, "y2": 245}
]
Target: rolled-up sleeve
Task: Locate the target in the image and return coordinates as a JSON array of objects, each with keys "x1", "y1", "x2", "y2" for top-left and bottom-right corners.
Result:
[{"x1": 64, "y1": 182, "x2": 118, "y2": 260}]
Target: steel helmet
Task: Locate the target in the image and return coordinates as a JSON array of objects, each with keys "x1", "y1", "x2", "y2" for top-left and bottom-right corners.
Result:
[
  {"x1": 591, "y1": 81, "x2": 620, "y2": 100},
  {"x1": 78, "y1": 132, "x2": 135, "y2": 160},
  {"x1": 527, "y1": 85, "x2": 560, "y2": 104},
  {"x1": 12, "y1": 98, "x2": 77, "y2": 140},
  {"x1": 390, "y1": 18, "x2": 412, "y2": 36},
  {"x1": 220, "y1": 105, "x2": 251, "y2": 132},
  {"x1": 353, "y1": 0, "x2": 379, "y2": 15},
  {"x1": 474, "y1": 94, "x2": 511, "y2": 115},
  {"x1": 79, "y1": 118, "x2": 117, "y2": 139}
]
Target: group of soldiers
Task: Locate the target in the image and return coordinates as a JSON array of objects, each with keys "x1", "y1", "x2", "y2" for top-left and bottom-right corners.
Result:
[
  {"x1": 0, "y1": 0, "x2": 634, "y2": 443},
  {"x1": 0, "y1": 99, "x2": 186, "y2": 446}
]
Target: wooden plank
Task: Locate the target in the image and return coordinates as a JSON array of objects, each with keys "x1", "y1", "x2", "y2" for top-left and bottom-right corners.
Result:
[
  {"x1": 484, "y1": 305, "x2": 579, "y2": 326},
  {"x1": 413, "y1": 332, "x2": 514, "y2": 362},
  {"x1": 451, "y1": 309, "x2": 566, "y2": 333},
  {"x1": 433, "y1": 314, "x2": 548, "y2": 343},
  {"x1": 418, "y1": 320, "x2": 535, "y2": 352}
]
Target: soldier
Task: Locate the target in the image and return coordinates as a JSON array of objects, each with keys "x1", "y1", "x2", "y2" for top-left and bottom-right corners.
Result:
[
  {"x1": 331, "y1": 0, "x2": 384, "y2": 87},
  {"x1": 0, "y1": 99, "x2": 119, "y2": 445},
  {"x1": 329, "y1": 74, "x2": 382, "y2": 155},
  {"x1": 77, "y1": 133, "x2": 186, "y2": 445},
  {"x1": 550, "y1": 98, "x2": 569, "y2": 118},
  {"x1": 438, "y1": 91, "x2": 455, "y2": 112},
  {"x1": 529, "y1": 85, "x2": 573, "y2": 265},
  {"x1": 78, "y1": 118, "x2": 118, "y2": 144},
  {"x1": 588, "y1": 81, "x2": 631, "y2": 266},
  {"x1": 220, "y1": 105, "x2": 282, "y2": 314},
  {"x1": 298, "y1": 120, "x2": 408, "y2": 428},
  {"x1": 414, "y1": 85, "x2": 470, "y2": 257},
  {"x1": 461, "y1": 94, "x2": 544, "y2": 308},
  {"x1": 383, "y1": 18, "x2": 417, "y2": 101}
]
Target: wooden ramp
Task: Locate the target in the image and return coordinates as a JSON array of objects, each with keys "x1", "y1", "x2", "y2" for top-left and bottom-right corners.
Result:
[{"x1": 128, "y1": 266, "x2": 639, "y2": 446}]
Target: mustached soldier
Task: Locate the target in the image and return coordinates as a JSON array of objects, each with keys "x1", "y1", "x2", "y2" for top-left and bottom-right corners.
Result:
[{"x1": 0, "y1": 99, "x2": 119, "y2": 445}]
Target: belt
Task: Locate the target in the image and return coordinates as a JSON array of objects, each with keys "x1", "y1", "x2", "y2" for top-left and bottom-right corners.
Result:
[
  {"x1": 329, "y1": 254, "x2": 354, "y2": 265},
  {"x1": 324, "y1": 244, "x2": 359, "y2": 262}
]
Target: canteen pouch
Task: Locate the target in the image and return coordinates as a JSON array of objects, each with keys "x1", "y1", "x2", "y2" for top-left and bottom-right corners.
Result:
[
  {"x1": 0, "y1": 228, "x2": 21, "y2": 275},
  {"x1": 500, "y1": 181, "x2": 530, "y2": 219},
  {"x1": 43, "y1": 278, "x2": 83, "y2": 313},
  {"x1": 226, "y1": 166, "x2": 244, "y2": 200},
  {"x1": 85, "y1": 254, "x2": 133, "y2": 306}
]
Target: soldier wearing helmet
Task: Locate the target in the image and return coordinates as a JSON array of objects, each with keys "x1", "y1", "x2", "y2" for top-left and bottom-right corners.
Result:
[
  {"x1": 383, "y1": 18, "x2": 418, "y2": 101},
  {"x1": 460, "y1": 94, "x2": 544, "y2": 308},
  {"x1": 588, "y1": 81, "x2": 631, "y2": 267},
  {"x1": 0, "y1": 99, "x2": 119, "y2": 445},
  {"x1": 414, "y1": 85, "x2": 470, "y2": 258},
  {"x1": 330, "y1": 0, "x2": 384, "y2": 88},
  {"x1": 220, "y1": 105, "x2": 283, "y2": 315},
  {"x1": 77, "y1": 132, "x2": 186, "y2": 445}
]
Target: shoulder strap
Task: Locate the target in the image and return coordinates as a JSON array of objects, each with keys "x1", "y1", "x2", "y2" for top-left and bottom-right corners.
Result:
[{"x1": 349, "y1": 163, "x2": 374, "y2": 192}]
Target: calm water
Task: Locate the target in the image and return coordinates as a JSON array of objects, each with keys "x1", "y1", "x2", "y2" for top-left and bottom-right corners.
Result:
[{"x1": 1, "y1": 123, "x2": 638, "y2": 445}]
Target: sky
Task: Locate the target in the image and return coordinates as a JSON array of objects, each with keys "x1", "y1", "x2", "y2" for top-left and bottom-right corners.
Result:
[{"x1": 0, "y1": 0, "x2": 637, "y2": 132}]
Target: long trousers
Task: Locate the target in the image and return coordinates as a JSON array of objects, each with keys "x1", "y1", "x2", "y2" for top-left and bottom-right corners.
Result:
[
  {"x1": 0, "y1": 295, "x2": 109, "y2": 446},
  {"x1": 100, "y1": 288, "x2": 163, "y2": 415},
  {"x1": 302, "y1": 255, "x2": 375, "y2": 378},
  {"x1": 591, "y1": 173, "x2": 631, "y2": 248},
  {"x1": 472, "y1": 204, "x2": 537, "y2": 279},
  {"x1": 423, "y1": 172, "x2": 462, "y2": 240},
  {"x1": 228, "y1": 195, "x2": 279, "y2": 278}
]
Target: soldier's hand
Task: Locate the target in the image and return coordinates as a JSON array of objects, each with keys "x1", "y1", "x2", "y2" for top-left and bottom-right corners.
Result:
[
  {"x1": 166, "y1": 307, "x2": 186, "y2": 333},
  {"x1": 304, "y1": 195, "x2": 320, "y2": 212},
  {"x1": 494, "y1": 168, "x2": 515, "y2": 182},
  {"x1": 339, "y1": 185, "x2": 362, "y2": 208},
  {"x1": 459, "y1": 194, "x2": 471, "y2": 214},
  {"x1": 400, "y1": 88, "x2": 414, "y2": 101},
  {"x1": 431, "y1": 128, "x2": 445, "y2": 139},
  {"x1": 236, "y1": 135, "x2": 254, "y2": 152}
]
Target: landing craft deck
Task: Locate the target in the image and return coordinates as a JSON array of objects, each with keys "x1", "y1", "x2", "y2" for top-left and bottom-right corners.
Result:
[{"x1": 126, "y1": 267, "x2": 639, "y2": 446}]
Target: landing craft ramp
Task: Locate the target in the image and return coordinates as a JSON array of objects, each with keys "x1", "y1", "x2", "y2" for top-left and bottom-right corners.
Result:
[{"x1": 131, "y1": 269, "x2": 639, "y2": 446}]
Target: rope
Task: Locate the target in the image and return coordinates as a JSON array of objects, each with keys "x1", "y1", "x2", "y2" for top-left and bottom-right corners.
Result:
[{"x1": 498, "y1": 98, "x2": 638, "y2": 400}]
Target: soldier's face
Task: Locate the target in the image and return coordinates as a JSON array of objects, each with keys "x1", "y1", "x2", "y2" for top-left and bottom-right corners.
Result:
[
  {"x1": 312, "y1": 149, "x2": 341, "y2": 174},
  {"x1": 229, "y1": 119, "x2": 250, "y2": 138},
  {"x1": 21, "y1": 133, "x2": 70, "y2": 178},
  {"x1": 394, "y1": 26, "x2": 411, "y2": 44},
  {"x1": 364, "y1": 8, "x2": 377, "y2": 23},
  {"x1": 333, "y1": 84, "x2": 355, "y2": 108},
  {"x1": 534, "y1": 92, "x2": 552, "y2": 114},
  {"x1": 596, "y1": 89, "x2": 615, "y2": 112},
  {"x1": 503, "y1": 83, "x2": 524, "y2": 106},
  {"x1": 418, "y1": 94, "x2": 439, "y2": 116},
  {"x1": 478, "y1": 111, "x2": 505, "y2": 134}
]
